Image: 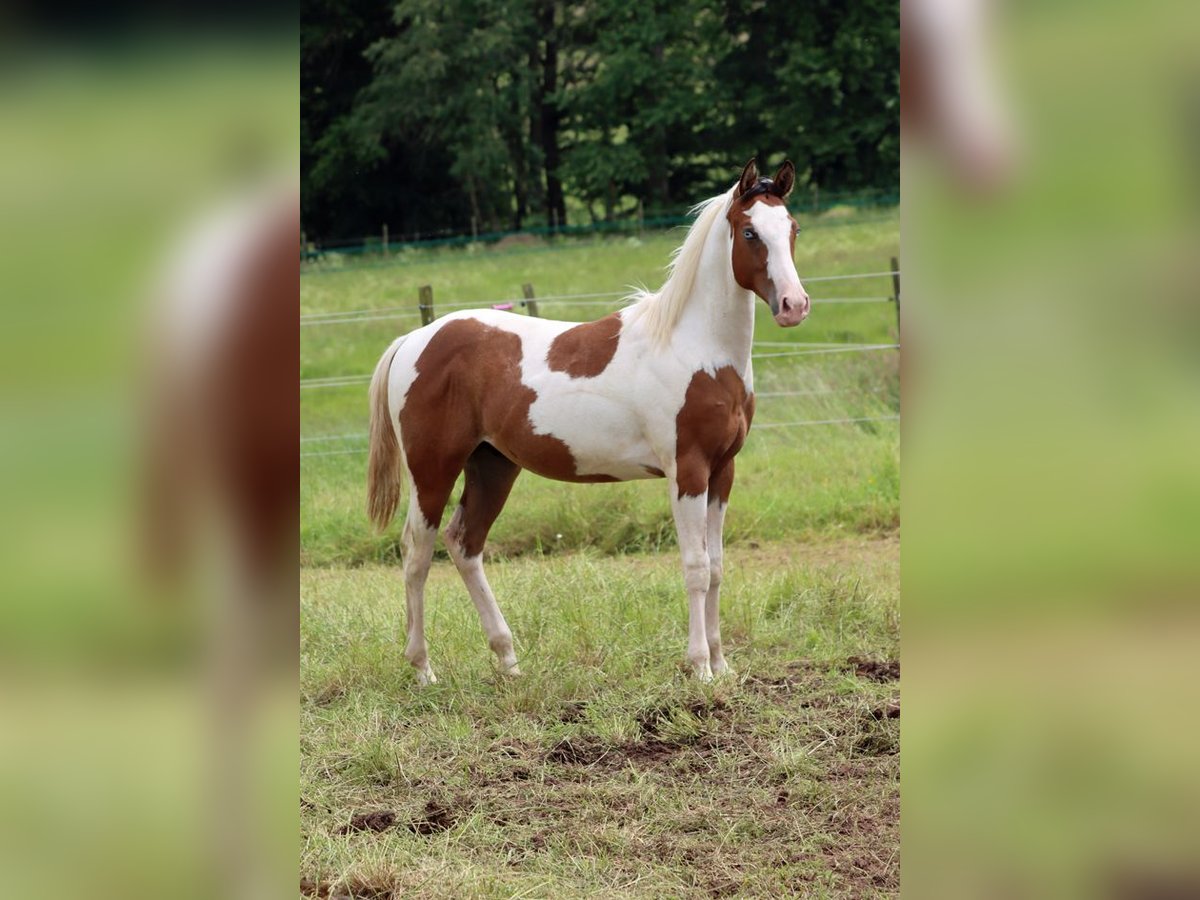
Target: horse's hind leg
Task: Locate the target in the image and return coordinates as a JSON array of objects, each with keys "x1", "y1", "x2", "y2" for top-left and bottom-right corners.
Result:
[
  {"x1": 400, "y1": 460, "x2": 462, "y2": 686},
  {"x1": 401, "y1": 500, "x2": 440, "y2": 685},
  {"x1": 445, "y1": 443, "x2": 522, "y2": 675}
]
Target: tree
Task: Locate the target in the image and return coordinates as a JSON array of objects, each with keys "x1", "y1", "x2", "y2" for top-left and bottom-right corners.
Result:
[{"x1": 300, "y1": 0, "x2": 899, "y2": 244}]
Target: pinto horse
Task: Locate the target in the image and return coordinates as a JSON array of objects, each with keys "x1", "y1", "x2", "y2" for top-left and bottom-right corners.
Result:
[{"x1": 367, "y1": 159, "x2": 809, "y2": 682}]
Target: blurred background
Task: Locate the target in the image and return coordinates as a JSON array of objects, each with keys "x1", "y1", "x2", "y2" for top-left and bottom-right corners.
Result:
[
  {"x1": 903, "y1": 0, "x2": 1200, "y2": 895},
  {"x1": 0, "y1": 4, "x2": 297, "y2": 900}
]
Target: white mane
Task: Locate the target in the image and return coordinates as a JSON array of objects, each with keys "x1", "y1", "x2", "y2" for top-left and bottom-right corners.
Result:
[{"x1": 625, "y1": 184, "x2": 736, "y2": 344}]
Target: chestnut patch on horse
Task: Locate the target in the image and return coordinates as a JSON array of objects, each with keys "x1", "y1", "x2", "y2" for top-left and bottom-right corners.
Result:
[
  {"x1": 401, "y1": 319, "x2": 615, "y2": 525},
  {"x1": 674, "y1": 366, "x2": 754, "y2": 498},
  {"x1": 444, "y1": 442, "x2": 520, "y2": 557},
  {"x1": 546, "y1": 313, "x2": 622, "y2": 378}
]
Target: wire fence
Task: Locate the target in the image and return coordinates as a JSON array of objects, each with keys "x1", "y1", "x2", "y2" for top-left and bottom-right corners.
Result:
[
  {"x1": 300, "y1": 265, "x2": 901, "y2": 455},
  {"x1": 299, "y1": 342, "x2": 897, "y2": 391},
  {"x1": 300, "y1": 415, "x2": 899, "y2": 459},
  {"x1": 298, "y1": 386, "x2": 895, "y2": 448},
  {"x1": 300, "y1": 270, "x2": 899, "y2": 328}
]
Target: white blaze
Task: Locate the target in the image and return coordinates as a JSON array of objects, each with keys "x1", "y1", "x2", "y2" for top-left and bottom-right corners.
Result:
[{"x1": 747, "y1": 203, "x2": 803, "y2": 299}]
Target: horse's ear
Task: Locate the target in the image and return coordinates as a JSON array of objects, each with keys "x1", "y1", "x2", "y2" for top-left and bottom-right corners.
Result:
[
  {"x1": 737, "y1": 158, "x2": 759, "y2": 196},
  {"x1": 772, "y1": 160, "x2": 795, "y2": 199}
]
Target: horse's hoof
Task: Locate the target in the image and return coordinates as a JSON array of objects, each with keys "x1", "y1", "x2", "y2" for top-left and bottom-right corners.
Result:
[
  {"x1": 502, "y1": 664, "x2": 522, "y2": 677},
  {"x1": 415, "y1": 668, "x2": 437, "y2": 686}
]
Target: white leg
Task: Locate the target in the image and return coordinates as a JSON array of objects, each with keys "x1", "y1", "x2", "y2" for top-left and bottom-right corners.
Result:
[
  {"x1": 705, "y1": 498, "x2": 733, "y2": 676},
  {"x1": 402, "y1": 506, "x2": 437, "y2": 685},
  {"x1": 672, "y1": 490, "x2": 712, "y2": 680},
  {"x1": 445, "y1": 508, "x2": 520, "y2": 675}
]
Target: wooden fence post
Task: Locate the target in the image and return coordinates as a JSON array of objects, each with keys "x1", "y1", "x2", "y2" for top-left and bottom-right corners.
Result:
[
  {"x1": 382, "y1": 223, "x2": 388, "y2": 256},
  {"x1": 890, "y1": 256, "x2": 901, "y2": 338},
  {"x1": 419, "y1": 285, "x2": 434, "y2": 326},
  {"x1": 522, "y1": 283, "x2": 539, "y2": 317}
]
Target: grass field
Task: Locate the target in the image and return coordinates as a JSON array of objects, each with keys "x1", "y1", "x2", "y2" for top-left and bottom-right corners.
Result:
[
  {"x1": 301, "y1": 205, "x2": 900, "y2": 897},
  {"x1": 301, "y1": 538, "x2": 899, "y2": 898}
]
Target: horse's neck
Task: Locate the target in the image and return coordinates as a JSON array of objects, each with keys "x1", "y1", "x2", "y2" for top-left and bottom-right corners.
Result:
[{"x1": 670, "y1": 232, "x2": 755, "y2": 374}]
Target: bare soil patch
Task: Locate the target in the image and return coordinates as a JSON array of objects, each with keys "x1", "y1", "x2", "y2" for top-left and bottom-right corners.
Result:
[{"x1": 849, "y1": 656, "x2": 900, "y2": 682}]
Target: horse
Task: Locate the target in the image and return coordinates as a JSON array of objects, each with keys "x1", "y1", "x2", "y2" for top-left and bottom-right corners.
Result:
[{"x1": 366, "y1": 158, "x2": 810, "y2": 683}]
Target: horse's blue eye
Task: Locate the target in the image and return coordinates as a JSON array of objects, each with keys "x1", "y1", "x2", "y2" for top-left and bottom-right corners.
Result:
[{"x1": 742, "y1": 229, "x2": 756, "y2": 240}]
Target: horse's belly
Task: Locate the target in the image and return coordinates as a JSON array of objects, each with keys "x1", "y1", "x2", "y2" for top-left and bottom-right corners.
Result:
[
  {"x1": 566, "y1": 431, "x2": 663, "y2": 481},
  {"x1": 497, "y1": 392, "x2": 663, "y2": 483}
]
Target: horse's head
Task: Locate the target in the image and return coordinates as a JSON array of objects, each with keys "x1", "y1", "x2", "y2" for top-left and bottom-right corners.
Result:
[{"x1": 727, "y1": 158, "x2": 809, "y2": 327}]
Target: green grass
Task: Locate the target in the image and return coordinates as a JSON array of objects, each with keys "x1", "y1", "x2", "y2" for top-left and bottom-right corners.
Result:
[
  {"x1": 301, "y1": 205, "x2": 900, "y2": 897},
  {"x1": 301, "y1": 538, "x2": 899, "y2": 898}
]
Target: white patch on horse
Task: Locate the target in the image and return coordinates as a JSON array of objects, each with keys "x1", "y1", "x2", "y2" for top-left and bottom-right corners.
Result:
[
  {"x1": 519, "y1": 312, "x2": 674, "y2": 481},
  {"x1": 672, "y1": 491, "x2": 713, "y2": 680},
  {"x1": 747, "y1": 202, "x2": 803, "y2": 300}
]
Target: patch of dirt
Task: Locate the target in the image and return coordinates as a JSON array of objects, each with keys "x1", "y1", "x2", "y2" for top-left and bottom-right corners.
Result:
[
  {"x1": 546, "y1": 734, "x2": 698, "y2": 769},
  {"x1": 635, "y1": 696, "x2": 728, "y2": 737},
  {"x1": 744, "y1": 671, "x2": 811, "y2": 691},
  {"x1": 409, "y1": 798, "x2": 457, "y2": 835},
  {"x1": 545, "y1": 736, "x2": 611, "y2": 766},
  {"x1": 624, "y1": 739, "x2": 686, "y2": 765},
  {"x1": 301, "y1": 877, "x2": 394, "y2": 899},
  {"x1": 335, "y1": 810, "x2": 397, "y2": 835},
  {"x1": 854, "y1": 722, "x2": 899, "y2": 756},
  {"x1": 334, "y1": 798, "x2": 458, "y2": 837},
  {"x1": 705, "y1": 875, "x2": 743, "y2": 897},
  {"x1": 870, "y1": 700, "x2": 900, "y2": 719},
  {"x1": 848, "y1": 656, "x2": 900, "y2": 682},
  {"x1": 559, "y1": 700, "x2": 588, "y2": 723}
]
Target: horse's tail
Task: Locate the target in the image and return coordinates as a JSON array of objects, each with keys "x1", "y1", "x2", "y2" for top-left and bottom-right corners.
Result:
[{"x1": 367, "y1": 336, "x2": 406, "y2": 532}]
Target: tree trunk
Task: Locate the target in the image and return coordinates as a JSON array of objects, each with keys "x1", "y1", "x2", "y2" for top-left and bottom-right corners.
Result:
[
  {"x1": 538, "y1": 0, "x2": 567, "y2": 228},
  {"x1": 466, "y1": 175, "x2": 481, "y2": 236},
  {"x1": 527, "y1": 42, "x2": 546, "y2": 218},
  {"x1": 506, "y1": 129, "x2": 529, "y2": 230},
  {"x1": 648, "y1": 43, "x2": 671, "y2": 211}
]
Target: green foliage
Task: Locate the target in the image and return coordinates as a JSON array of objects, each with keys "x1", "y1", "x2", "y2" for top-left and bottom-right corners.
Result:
[{"x1": 301, "y1": 0, "x2": 898, "y2": 241}]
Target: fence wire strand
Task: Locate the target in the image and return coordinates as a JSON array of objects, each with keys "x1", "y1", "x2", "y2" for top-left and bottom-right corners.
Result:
[
  {"x1": 300, "y1": 269, "x2": 897, "y2": 326},
  {"x1": 299, "y1": 341, "x2": 898, "y2": 390},
  {"x1": 300, "y1": 414, "x2": 898, "y2": 458}
]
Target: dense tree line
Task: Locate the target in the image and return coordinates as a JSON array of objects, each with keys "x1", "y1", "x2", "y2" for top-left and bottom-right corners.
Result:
[{"x1": 302, "y1": 0, "x2": 898, "y2": 243}]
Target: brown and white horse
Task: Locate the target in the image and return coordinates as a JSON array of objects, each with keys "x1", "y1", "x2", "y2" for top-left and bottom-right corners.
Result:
[{"x1": 367, "y1": 159, "x2": 809, "y2": 682}]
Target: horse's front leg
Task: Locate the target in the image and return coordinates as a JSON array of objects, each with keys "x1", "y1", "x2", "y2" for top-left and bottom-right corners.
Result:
[
  {"x1": 706, "y1": 463, "x2": 735, "y2": 677},
  {"x1": 670, "y1": 482, "x2": 712, "y2": 680}
]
